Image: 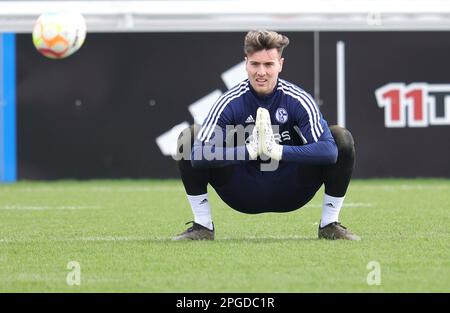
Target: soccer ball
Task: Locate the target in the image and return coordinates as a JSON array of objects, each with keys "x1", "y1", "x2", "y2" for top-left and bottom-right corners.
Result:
[{"x1": 32, "y1": 11, "x2": 87, "y2": 59}]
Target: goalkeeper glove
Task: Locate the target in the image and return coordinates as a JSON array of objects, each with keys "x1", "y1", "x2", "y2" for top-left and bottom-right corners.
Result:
[
  {"x1": 245, "y1": 123, "x2": 260, "y2": 160},
  {"x1": 257, "y1": 107, "x2": 283, "y2": 161}
]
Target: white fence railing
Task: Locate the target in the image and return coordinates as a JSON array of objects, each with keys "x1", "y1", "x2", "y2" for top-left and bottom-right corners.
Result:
[{"x1": 1, "y1": 0, "x2": 450, "y2": 32}]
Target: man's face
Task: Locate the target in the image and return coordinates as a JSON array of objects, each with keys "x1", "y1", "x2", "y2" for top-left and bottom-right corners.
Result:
[{"x1": 245, "y1": 48, "x2": 284, "y2": 96}]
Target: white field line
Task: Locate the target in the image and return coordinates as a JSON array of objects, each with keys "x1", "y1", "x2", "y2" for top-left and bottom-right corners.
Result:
[
  {"x1": 0, "y1": 186, "x2": 185, "y2": 193},
  {"x1": 2, "y1": 232, "x2": 448, "y2": 244},
  {"x1": 0, "y1": 236, "x2": 166, "y2": 243},
  {"x1": 77, "y1": 236, "x2": 153, "y2": 242},
  {"x1": 0, "y1": 205, "x2": 100, "y2": 210},
  {"x1": 0, "y1": 235, "x2": 312, "y2": 243},
  {"x1": 350, "y1": 184, "x2": 450, "y2": 190},
  {"x1": 90, "y1": 186, "x2": 184, "y2": 192},
  {"x1": 304, "y1": 202, "x2": 374, "y2": 208},
  {"x1": 0, "y1": 184, "x2": 447, "y2": 194},
  {"x1": 0, "y1": 202, "x2": 373, "y2": 211}
]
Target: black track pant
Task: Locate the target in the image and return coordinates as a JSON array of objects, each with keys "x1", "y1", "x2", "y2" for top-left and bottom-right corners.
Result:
[{"x1": 177, "y1": 125, "x2": 355, "y2": 212}]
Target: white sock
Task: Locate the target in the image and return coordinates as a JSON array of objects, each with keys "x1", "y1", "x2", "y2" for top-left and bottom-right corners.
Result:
[
  {"x1": 320, "y1": 194, "x2": 345, "y2": 228},
  {"x1": 186, "y1": 194, "x2": 213, "y2": 230}
]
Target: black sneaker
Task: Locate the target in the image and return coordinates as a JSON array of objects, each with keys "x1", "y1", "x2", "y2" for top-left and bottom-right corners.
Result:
[
  {"x1": 318, "y1": 221, "x2": 360, "y2": 241},
  {"x1": 173, "y1": 221, "x2": 214, "y2": 241}
]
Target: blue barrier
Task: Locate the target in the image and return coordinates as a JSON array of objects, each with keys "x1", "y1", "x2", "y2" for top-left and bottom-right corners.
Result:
[{"x1": 0, "y1": 33, "x2": 16, "y2": 182}]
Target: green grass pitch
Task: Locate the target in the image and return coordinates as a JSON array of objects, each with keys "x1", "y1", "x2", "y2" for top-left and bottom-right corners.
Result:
[{"x1": 0, "y1": 179, "x2": 449, "y2": 292}]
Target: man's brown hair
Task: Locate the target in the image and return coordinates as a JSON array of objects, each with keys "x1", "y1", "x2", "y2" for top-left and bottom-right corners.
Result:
[{"x1": 244, "y1": 30, "x2": 290, "y2": 56}]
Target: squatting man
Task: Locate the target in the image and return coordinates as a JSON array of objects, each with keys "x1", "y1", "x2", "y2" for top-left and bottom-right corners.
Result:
[{"x1": 174, "y1": 30, "x2": 360, "y2": 241}]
